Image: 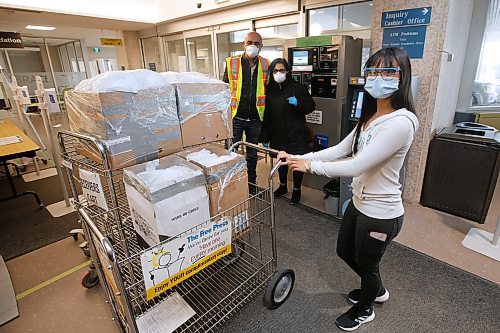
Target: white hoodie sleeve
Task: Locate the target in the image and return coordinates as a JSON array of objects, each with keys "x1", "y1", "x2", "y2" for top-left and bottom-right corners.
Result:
[
  {"x1": 298, "y1": 129, "x2": 356, "y2": 162},
  {"x1": 309, "y1": 119, "x2": 414, "y2": 178}
]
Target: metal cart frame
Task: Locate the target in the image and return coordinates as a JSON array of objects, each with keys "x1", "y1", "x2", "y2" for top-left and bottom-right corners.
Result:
[{"x1": 58, "y1": 131, "x2": 295, "y2": 332}]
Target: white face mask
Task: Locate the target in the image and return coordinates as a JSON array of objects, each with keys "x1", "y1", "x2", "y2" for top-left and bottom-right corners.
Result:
[
  {"x1": 245, "y1": 44, "x2": 259, "y2": 58},
  {"x1": 364, "y1": 76, "x2": 399, "y2": 99},
  {"x1": 273, "y1": 72, "x2": 286, "y2": 83}
]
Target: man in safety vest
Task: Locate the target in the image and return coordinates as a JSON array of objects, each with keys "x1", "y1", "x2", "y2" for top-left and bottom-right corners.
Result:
[{"x1": 223, "y1": 31, "x2": 270, "y2": 195}]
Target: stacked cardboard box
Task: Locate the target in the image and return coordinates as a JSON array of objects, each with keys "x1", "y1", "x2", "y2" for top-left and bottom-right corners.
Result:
[
  {"x1": 65, "y1": 70, "x2": 183, "y2": 170},
  {"x1": 123, "y1": 155, "x2": 211, "y2": 248},
  {"x1": 162, "y1": 72, "x2": 232, "y2": 147},
  {"x1": 177, "y1": 144, "x2": 249, "y2": 237}
]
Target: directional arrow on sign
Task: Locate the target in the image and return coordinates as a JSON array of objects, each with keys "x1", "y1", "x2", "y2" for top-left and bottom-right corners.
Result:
[{"x1": 422, "y1": 7, "x2": 429, "y2": 15}]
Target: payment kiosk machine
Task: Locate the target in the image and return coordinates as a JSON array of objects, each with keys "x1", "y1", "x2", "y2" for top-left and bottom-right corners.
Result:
[{"x1": 287, "y1": 35, "x2": 362, "y2": 198}]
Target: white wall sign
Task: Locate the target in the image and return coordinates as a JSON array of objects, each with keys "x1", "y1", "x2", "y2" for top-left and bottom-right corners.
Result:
[
  {"x1": 44, "y1": 88, "x2": 60, "y2": 114},
  {"x1": 141, "y1": 218, "x2": 232, "y2": 300},
  {"x1": 17, "y1": 86, "x2": 31, "y2": 105},
  {"x1": 79, "y1": 169, "x2": 109, "y2": 210},
  {"x1": 306, "y1": 110, "x2": 323, "y2": 124}
]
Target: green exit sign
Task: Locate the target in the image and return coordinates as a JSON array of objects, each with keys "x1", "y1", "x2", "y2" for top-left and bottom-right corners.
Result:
[{"x1": 92, "y1": 47, "x2": 101, "y2": 53}]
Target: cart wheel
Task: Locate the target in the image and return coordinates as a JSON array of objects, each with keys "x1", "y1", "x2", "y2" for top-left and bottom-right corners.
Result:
[
  {"x1": 83, "y1": 248, "x2": 91, "y2": 258},
  {"x1": 81, "y1": 270, "x2": 99, "y2": 288},
  {"x1": 221, "y1": 240, "x2": 244, "y2": 266},
  {"x1": 263, "y1": 268, "x2": 295, "y2": 309},
  {"x1": 71, "y1": 233, "x2": 79, "y2": 241}
]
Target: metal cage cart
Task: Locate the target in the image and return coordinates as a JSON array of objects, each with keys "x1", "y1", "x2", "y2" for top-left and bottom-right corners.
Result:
[{"x1": 58, "y1": 131, "x2": 295, "y2": 333}]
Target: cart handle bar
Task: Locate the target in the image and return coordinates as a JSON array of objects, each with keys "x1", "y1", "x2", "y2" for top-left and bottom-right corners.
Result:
[
  {"x1": 78, "y1": 207, "x2": 116, "y2": 263},
  {"x1": 58, "y1": 130, "x2": 108, "y2": 162},
  {"x1": 229, "y1": 141, "x2": 281, "y2": 180}
]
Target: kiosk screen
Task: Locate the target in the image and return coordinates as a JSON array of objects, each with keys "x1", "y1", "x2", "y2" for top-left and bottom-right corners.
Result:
[
  {"x1": 354, "y1": 91, "x2": 364, "y2": 119},
  {"x1": 293, "y1": 51, "x2": 309, "y2": 66}
]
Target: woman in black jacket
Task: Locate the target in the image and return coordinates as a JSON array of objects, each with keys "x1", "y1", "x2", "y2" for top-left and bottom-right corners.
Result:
[{"x1": 261, "y1": 58, "x2": 315, "y2": 205}]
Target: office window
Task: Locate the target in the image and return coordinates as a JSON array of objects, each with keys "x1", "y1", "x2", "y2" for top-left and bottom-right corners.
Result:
[
  {"x1": 217, "y1": 29, "x2": 249, "y2": 79},
  {"x1": 343, "y1": 1, "x2": 373, "y2": 30},
  {"x1": 256, "y1": 23, "x2": 299, "y2": 62},
  {"x1": 308, "y1": 7, "x2": 339, "y2": 36},
  {"x1": 142, "y1": 37, "x2": 163, "y2": 72},
  {"x1": 308, "y1": 1, "x2": 372, "y2": 72},
  {"x1": 165, "y1": 39, "x2": 187, "y2": 72},
  {"x1": 472, "y1": 0, "x2": 500, "y2": 107},
  {"x1": 308, "y1": 1, "x2": 372, "y2": 36}
]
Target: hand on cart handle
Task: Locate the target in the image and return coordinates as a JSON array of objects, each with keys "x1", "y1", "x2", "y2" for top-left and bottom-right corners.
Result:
[
  {"x1": 276, "y1": 151, "x2": 311, "y2": 173},
  {"x1": 276, "y1": 151, "x2": 291, "y2": 165}
]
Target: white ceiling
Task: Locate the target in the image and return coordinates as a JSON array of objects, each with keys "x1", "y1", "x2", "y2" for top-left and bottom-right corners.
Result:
[
  {"x1": 0, "y1": 0, "x2": 162, "y2": 23},
  {"x1": 0, "y1": 0, "x2": 265, "y2": 44},
  {"x1": 0, "y1": 7, "x2": 154, "y2": 35}
]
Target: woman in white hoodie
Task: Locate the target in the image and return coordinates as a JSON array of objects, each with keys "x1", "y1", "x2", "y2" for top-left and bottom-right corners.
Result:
[{"x1": 278, "y1": 47, "x2": 419, "y2": 332}]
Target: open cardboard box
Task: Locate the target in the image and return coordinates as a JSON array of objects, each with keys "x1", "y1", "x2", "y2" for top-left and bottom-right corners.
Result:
[{"x1": 176, "y1": 144, "x2": 250, "y2": 237}]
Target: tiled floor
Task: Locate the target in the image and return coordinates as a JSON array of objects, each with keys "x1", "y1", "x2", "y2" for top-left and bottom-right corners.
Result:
[
  {"x1": 1, "y1": 114, "x2": 499, "y2": 331},
  {"x1": 259, "y1": 161, "x2": 500, "y2": 285},
  {"x1": 0, "y1": 238, "x2": 119, "y2": 333}
]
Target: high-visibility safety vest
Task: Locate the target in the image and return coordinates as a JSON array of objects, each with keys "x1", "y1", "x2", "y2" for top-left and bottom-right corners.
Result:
[{"x1": 226, "y1": 55, "x2": 270, "y2": 121}]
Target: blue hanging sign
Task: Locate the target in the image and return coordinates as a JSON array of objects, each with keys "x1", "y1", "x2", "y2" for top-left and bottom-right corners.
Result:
[
  {"x1": 382, "y1": 25, "x2": 427, "y2": 59},
  {"x1": 381, "y1": 7, "x2": 432, "y2": 28}
]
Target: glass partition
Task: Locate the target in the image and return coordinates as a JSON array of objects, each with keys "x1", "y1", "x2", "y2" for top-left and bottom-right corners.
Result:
[
  {"x1": 472, "y1": 0, "x2": 500, "y2": 107},
  {"x1": 308, "y1": 6, "x2": 339, "y2": 36},
  {"x1": 308, "y1": 1, "x2": 372, "y2": 36},
  {"x1": 165, "y1": 39, "x2": 187, "y2": 72},
  {"x1": 186, "y1": 35, "x2": 214, "y2": 75},
  {"x1": 216, "y1": 30, "x2": 248, "y2": 80},
  {"x1": 142, "y1": 37, "x2": 163, "y2": 72},
  {"x1": 0, "y1": 37, "x2": 88, "y2": 103},
  {"x1": 257, "y1": 23, "x2": 299, "y2": 62},
  {"x1": 308, "y1": 1, "x2": 372, "y2": 72}
]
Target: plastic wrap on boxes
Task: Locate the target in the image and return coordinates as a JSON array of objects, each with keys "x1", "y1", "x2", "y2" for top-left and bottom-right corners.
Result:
[
  {"x1": 65, "y1": 70, "x2": 182, "y2": 169},
  {"x1": 123, "y1": 155, "x2": 211, "y2": 248},
  {"x1": 185, "y1": 149, "x2": 246, "y2": 211},
  {"x1": 176, "y1": 144, "x2": 249, "y2": 237},
  {"x1": 76, "y1": 69, "x2": 170, "y2": 93},
  {"x1": 161, "y1": 72, "x2": 232, "y2": 147}
]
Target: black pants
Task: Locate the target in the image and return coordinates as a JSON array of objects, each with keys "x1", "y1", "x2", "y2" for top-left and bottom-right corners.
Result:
[
  {"x1": 233, "y1": 118, "x2": 261, "y2": 184},
  {"x1": 278, "y1": 165, "x2": 304, "y2": 190},
  {"x1": 336, "y1": 201, "x2": 403, "y2": 308}
]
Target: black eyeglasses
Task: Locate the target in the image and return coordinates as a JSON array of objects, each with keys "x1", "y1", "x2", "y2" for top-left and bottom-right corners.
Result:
[
  {"x1": 272, "y1": 69, "x2": 287, "y2": 74},
  {"x1": 245, "y1": 41, "x2": 261, "y2": 47},
  {"x1": 364, "y1": 67, "x2": 401, "y2": 81}
]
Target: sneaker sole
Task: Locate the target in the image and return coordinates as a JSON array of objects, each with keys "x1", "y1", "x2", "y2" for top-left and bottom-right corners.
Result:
[
  {"x1": 335, "y1": 312, "x2": 375, "y2": 332},
  {"x1": 348, "y1": 290, "x2": 389, "y2": 304}
]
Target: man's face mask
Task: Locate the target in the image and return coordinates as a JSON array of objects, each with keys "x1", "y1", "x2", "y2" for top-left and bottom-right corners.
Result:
[{"x1": 245, "y1": 44, "x2": 259, "y2": 58}]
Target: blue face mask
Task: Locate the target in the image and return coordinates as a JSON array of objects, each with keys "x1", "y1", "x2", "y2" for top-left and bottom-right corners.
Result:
[{"x1": 364, "y1": 76, "x2": 399, "y2": 99}]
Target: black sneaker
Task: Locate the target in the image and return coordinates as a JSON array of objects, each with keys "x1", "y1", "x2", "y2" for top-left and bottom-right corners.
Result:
[
  {"x1": 273, "y1": 185, "x2": 287, "y2": 198},
  {"x1": 289, "y1": 189, "x2": 301, "y2": 205},
  {"x1": 335, "y1": 304, "x2": 375, "y2": 332},
  {"x1": 348, "y1": 288, "x2": 389, "y2": 304}
]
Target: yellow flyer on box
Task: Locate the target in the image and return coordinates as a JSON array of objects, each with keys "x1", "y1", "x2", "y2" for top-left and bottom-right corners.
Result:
[{"x1": 141, "y1": 218, "x2": 232, "y2": 300}]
